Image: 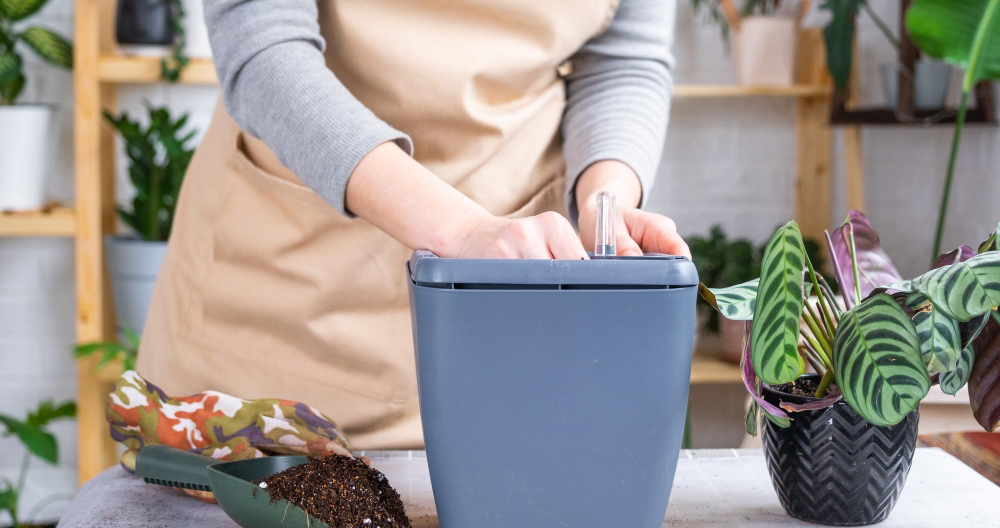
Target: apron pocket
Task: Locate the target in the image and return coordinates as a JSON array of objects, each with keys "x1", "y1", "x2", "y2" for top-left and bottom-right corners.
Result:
[{"x1": 190, "y1": 131, "x2": 417, "y2": 405}]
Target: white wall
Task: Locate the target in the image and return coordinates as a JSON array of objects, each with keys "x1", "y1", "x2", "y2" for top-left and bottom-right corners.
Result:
[{"x1": 0, "y1": 1, "x2": 997, "y2": 522}]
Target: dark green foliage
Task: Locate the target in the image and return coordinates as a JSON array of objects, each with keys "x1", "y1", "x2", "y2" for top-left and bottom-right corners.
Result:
[
  {"x1": 160, "y1": 0, "x2": 189, "y2": 82},
  {"x1": 74, "y1": 325, "x2": 140, "y2": 372},
  {"x1": 0, "y1": 399, "x2": 76, "y2": 528},
  {"x1": 104, "y1": 105, "x2": 197, "y2": 242},
  {"x1": 0, "y1": 0, "x2": 71, "y2": 105}
]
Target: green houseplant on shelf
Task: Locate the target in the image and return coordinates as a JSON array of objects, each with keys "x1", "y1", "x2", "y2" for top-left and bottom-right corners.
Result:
[
  {"x1": 700, "y1": 211, "x2": 1000, "y2": 525},
  {"x1": 0, "y1": 0, "x2": 72, "y2": 211},
  {"x1": 104, "y1": 104, "x2": 196, "y2": 335},
  {"x1": 0, "y1": 400, "x2": 76, "y2": 528}
]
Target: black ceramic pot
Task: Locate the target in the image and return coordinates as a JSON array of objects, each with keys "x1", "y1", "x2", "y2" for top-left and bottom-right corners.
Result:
[
  {"x1": 116, "y1": 0, "x2": 173, "y2": 46},
  {"x1": 761, "y1": 374, "x2": 919, "y2": 526}
]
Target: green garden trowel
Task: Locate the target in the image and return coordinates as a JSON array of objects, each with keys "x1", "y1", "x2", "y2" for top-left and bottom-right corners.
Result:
[{"x1": 135, "y1": 445, "x2": 329, "y2": 528}]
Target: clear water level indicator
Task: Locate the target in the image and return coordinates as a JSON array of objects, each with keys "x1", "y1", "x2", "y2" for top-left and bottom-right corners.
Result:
[{"x1": 595, "y1": 191, "x2": 616, "y2": 257}]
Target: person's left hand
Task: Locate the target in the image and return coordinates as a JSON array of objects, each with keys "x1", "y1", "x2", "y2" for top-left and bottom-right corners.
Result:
[{"x1": 575, "y1": 161, "x2": 691, "y2": 259}]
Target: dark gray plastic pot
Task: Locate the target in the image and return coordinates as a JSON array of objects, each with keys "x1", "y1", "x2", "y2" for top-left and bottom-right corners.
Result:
[
  {"x1": 880, "y1": 59, "x2": 952, "y2": 110},
  {"x1": 106, "y1": 236, "x2": 167, "y2": 335},
  {"x1": 761, "y1": 374, "x2": 919, "y2": 526}
]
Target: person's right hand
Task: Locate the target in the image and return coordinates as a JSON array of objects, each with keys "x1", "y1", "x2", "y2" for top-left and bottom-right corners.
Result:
[{"x1": 443, "y1": 212, "x2": 589, "y2": 260}]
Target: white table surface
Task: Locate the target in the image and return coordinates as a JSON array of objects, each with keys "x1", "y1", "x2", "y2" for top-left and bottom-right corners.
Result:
[{"x1": 58, "y1": 448, "x2": 999, "y2": 527}]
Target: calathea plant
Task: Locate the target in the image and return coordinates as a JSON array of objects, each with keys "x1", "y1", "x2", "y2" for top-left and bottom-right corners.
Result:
[
  {"x1": 104, "y1": 105, "x2": 196, "y2": 242},
  {"x1": 0, "y1": 0, "x2": 73, "y2": 104},
  {"x1": 700, "y1": 211, "x2": 1000, "y2": 431}
]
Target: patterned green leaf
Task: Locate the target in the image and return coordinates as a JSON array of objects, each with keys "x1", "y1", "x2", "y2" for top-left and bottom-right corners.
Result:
[
  {"x1": 19, "y1": 26, "x2": 72, "y2": 69},
  {"x1": 0, "y1": 0, "x2": 48, "y2": 20},
  {"x1": 745, "y1": 401, "x2": 759, "y2": 436},
  {"x1": 913, "y1": 308, "x2": 962, "y2": 374},
  {"x1": 906, "y1": 291, "x2": 930, "y2": 310},
  {"x1": 980, "y1": 222, "x2": 1000, "y2": 253},
  {"x1": 699, "y1": 279, "x2": 758, "y2": 321},
  {"x1": 941, "y1": 344, "x2": 975, "y2": 395},
  {"x1": 750, "y1": 222, "x2": 806, "y2": 385},
  {"x1": 911, "y1": 252, "x2": 1000, "y2": 322},
  {"x1": 833, "y1": 294, "x2": 929, "y2": 427},
  {"x1": 0, "y1": 53, "x2": 20, "y2": 83}
]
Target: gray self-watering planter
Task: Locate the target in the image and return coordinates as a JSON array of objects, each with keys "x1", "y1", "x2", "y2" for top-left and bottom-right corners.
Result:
[
  {"x1": 407, "y1": 251, "x2": 698, "y2": 528},
  {"x1": 106, "y1": 236, "x2": 167, "y2": 334}
]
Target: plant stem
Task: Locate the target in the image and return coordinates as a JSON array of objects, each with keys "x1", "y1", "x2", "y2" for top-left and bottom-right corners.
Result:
[
  {"x1": 825, "y1": 230, "x2": 853, "y2": 310},
  {"x1": 804, "y1": 254, "x2": 838, "y2": 333},
  {"x1": 815, "y1": 368, "x2": 836, "y2": 398},
  {"x1": 861, "y1": 1, "x2": 899, "y2": 49},
  {"x1": 799, "y1": 344, "x2": 826, "y2": 376},
  {"x1": 804, "y1": 301, "x2": 833, "y2": 345},
  {"x1": 847, "y1": 225, "x2": 863, "y2": 303},
  {"x1": 931, "y1": 90, "x2": 970, "y2": 262},
  {"x1": 803, "y1": 331, "x2": 833, "y2": 369},
  {"x1": 11, "y1": 452, "x2": 30, "y2": 528},
  {"x1": 818, "y1": 275, "x2": 843, "y2": 319}
]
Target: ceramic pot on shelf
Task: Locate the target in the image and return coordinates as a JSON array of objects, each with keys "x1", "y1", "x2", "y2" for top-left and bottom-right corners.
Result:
[
  {"x1": 180, "y1": 0, "x2": 212, "y2": 58},
  {"x1": 880, "y1": 59, "x2": 952, "y2": 111},
  {"x1": 106, "y1": 235, "x2": 168, "y2": 335},
  {"x1": 0, "y1": 105, "x2": 55, "y2": 211},
  {"x1": 734, "y1": 16, "x2": 797, "y2": 86},
  {"x1": 761, "y1": 374, "x2": 919, "y2": 526},
  {"x1": 116, "y1": 0, "x2": 173, "y2": 56}
]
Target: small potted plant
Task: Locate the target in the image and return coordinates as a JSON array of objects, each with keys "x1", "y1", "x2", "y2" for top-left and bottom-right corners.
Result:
[
  {"x1": 104, "y1": 105, "x2": 196, "y2": 335},
  {"x1": 701, "y1": 211, "x2": 1000, "y2": 525},
  {"x1": 690, "y1": 0, "x2": 803, "y2": 85},
  {"x1": 0, "y1": 0, "x2": 72, "y2": 211},
  {"x1": 0, "y1": 400, "x2": 76, "y2": 528}
]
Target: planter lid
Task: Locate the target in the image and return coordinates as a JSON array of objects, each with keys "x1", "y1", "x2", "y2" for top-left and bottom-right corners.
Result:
[{"x1": 407, "y1": 250, "x2": 698, "y2": 289}]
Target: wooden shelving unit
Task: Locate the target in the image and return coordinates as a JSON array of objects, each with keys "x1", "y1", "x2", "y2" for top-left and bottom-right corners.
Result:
[
  {"x1": 68, "y1": 0, "x2": 832, "y2": 483},
  {"x1": 0, "y1": 207, "x2": 77, "y2": 237}
]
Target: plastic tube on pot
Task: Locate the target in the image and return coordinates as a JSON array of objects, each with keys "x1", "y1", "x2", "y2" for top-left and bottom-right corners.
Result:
[{"x1": 595, "y1": 191, "x2": 616, "y2": 257}]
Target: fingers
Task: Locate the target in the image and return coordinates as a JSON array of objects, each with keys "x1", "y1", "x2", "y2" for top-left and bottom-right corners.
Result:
[
  {"x1": 616, "y1": 215, "x2": 643, "y2": 257},
  {"x1": 623, "y1": 209, "x2": 691, "y2": 258},
  {"x1": 538, "y1": 212, "x2": 589, "y2": 260}
]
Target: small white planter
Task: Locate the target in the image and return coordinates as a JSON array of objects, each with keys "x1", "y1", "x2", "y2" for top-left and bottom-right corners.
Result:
[
  {"x1": 181, "y1": 0, "x2": 212, "y2": 58},
  {"x1": 734, "y1": 16, "x2": 797, "y2": 86},
  {"x1": 106, "y1": 236, "x2": 168, "y2": 335},
  {"x1": 0, "y1": 105, "x2": 55, "y2": 211}
]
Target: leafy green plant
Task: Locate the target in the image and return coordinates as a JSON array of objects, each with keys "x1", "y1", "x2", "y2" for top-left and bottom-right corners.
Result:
[
  {"x1": 0, "y1": 400, "x2": 76, "y2": 528},
  {"x1": 689, "y1": 0, "x2": 791, "y2": 49},
  {"x1": 0, "y1": 0, "x2": 73, "y2": 105},
  {"x1": 906, "y1": 0, "x2": 1000, "y2": 261},
  {"x1": 160, "y1": 0, "x2": 189, "y2": 82},
  {"x1": 74, "y1": 326, "x2": 139, "y2": 372},
  {"x1": 820, "y1": 0, "x2": 899, "y2": 91},
  {"x1": 104, "y1": 105, "x2": 196, "y2": 242},
  {"x1": 701, "y1": 211, "x2": 1000, "y2": 432}
]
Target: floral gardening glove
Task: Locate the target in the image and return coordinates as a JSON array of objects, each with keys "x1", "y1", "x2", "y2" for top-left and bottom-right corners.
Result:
[{"x1": 107, "y1": 371, "x2": 353, "y2": 501}]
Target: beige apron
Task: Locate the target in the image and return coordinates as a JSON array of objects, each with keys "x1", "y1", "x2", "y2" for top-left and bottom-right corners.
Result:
[{"x1": 138, "y1": 0, "x2": 620, "y2": 449}]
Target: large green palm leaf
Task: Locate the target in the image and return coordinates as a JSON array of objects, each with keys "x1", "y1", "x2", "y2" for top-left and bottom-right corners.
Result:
[
  {"x1": 749, "y1": 222, "x2": 806, "y2": 385},
  {"x1": 833, "y1": 294, "x2": 929, "y2": 427}
]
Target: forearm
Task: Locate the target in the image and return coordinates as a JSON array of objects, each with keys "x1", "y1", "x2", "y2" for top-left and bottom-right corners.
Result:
[{"x1": 345, "y1": 142, "x2": 492, "y2": 254}]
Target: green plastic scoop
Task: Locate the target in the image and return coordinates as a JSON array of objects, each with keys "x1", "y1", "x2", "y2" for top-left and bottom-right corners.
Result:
[{"x1": 135, "y1": 445, "x2": 329, "y2": 528}]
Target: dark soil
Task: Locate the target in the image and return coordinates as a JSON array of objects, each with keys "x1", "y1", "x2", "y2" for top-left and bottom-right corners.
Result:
[
  {"x1": 771, "y1": 377, "x2": 830, "y2": 397},
  {"x1": 253, "y1": 455, "x2": 411, "y2": 528}
]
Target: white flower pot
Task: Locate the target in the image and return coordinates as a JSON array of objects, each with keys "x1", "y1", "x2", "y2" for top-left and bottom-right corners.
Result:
[
  {"x1": 181, "y1": 0, "x2": 212, "y2": 58},
  {"x1": 106, "y1": 236, "x2": 168, "y2": 334},
  {"x1": 734, "y1": 16, "x2": 797, "y2": 86},
  {"x1": 0, "y1": 105, "x2": 55, "y2": 211}
]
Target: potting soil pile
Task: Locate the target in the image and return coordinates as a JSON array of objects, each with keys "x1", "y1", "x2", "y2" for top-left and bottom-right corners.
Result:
[{"x1": 253, "y1": 455, "x2": 411, "y2": 528}]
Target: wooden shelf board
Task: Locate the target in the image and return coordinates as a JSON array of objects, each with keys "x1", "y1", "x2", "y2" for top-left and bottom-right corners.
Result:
[
  {"x1": 95, "y1": 55, "x2": 828, "y2": 99},
  {"x1": 0, "y1": 207, "x2": 76, "y2": 237},
  {"x1": 675, "y1": 84, "x2": 831, "y2": 98},
  {"x1": 690, "y1": 352, "x2": 743, "y2": 384},
  {"x1": 830, "y1": 107, "x2": 998, "y2": 126},
  {"x1": 97, "y1": 55, "x2": 218, "y2": 85}
]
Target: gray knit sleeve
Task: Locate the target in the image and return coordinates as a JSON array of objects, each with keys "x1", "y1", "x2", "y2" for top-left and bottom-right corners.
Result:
[
  {"x1": 561, "y1": 0, "x2": 676, "y2": 225},
  {"x1": 204, "y1": 0, "x2": 413, "y2": 216}
]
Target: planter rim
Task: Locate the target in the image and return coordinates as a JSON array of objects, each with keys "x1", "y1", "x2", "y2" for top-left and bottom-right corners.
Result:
[
  {"x1": 761, "y1": 373, "x2": 826, "y2": 405},
  {"x1": 107, "y1": 234, "x2": 167, "y2": 244}
]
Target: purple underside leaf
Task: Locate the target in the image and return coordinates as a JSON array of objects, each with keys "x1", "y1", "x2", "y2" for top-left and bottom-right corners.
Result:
[
  {"x1": 932, "y1": 245, "x2": 976, "y2": 269},
  {"x1": 742, "y1": 321, "x2": 789, "y2": 420},
  {"x1": 829, "y1": 210, "x2": 902, "y2": 306},
  {"x1": 779, "y1": 388, "x2": 843, "y2": 412}
]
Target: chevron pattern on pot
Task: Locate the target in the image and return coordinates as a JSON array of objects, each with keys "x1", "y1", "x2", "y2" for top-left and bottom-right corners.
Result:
[{"x1": 762, "y1": 400, "x2": 919, "y2": 526}]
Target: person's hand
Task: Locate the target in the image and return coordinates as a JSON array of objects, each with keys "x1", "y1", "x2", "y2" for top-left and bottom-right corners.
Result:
[
  {"x1": 444, "y1": 212, "x2": 589, "y2": 260},
  {"x1": 575, "y1": 160, "x2": 691, "y2": 259}
]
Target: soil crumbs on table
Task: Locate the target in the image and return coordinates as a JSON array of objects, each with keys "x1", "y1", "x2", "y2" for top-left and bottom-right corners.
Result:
[
  {"x1": 253, "y1": 455, "x2": 411, "y2": 528},
  {"x1": 771, "y1": 377, "x2": 831, "y2": 397}
]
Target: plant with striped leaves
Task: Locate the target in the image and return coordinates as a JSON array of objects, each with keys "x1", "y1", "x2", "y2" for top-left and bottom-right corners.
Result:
[
  {"x1": 698, "y1": 212, "x2": 1000, "y2": 432},
  {"x1": 0, "y1": 0, "x2": 72, "y2": 105}
]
